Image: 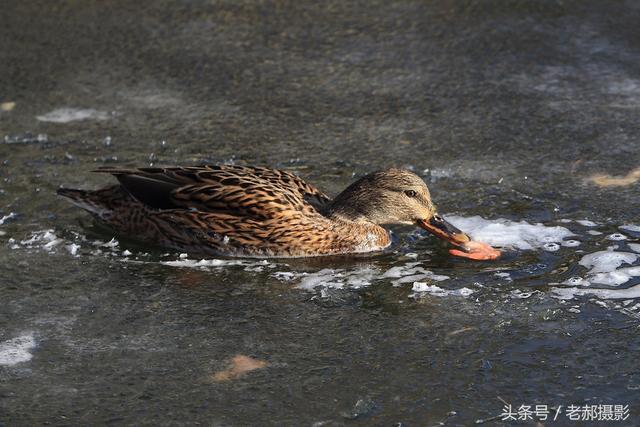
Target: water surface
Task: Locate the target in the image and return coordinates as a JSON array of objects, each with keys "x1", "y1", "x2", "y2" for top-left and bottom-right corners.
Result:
[{"x1": 1, "y1": 0, "x2": 640, "y2": 425}]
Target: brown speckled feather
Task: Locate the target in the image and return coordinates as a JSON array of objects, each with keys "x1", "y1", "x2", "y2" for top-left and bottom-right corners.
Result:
[{"x1": 58, "y1": 165, "x2": 391, "y2": 257}]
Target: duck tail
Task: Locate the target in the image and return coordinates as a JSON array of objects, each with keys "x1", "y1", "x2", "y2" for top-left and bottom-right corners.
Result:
[{"x1": 57, "y1": 187, "x2": 112, "y2": 218}]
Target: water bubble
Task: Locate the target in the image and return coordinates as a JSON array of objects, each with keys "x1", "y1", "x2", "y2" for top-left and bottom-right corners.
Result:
[
  {"x1": 102, "y1": 136, "x2": 112, "y2": 146},
  {"x1": 607, "y1": 233, "x2": 627, "y2": 241},
  {"x1": 562, "y1": 240, "x2": 581, "y2": 247},
  {"x1": 564, "y1": 276, "x2": 588, "y2": 286},
  {"x1": 543, "y1": 242, "x2": 560, "y2": 252}
]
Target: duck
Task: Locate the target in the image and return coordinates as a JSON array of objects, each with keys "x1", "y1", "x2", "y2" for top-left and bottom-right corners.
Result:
[{"x1": 57, "y1": 165, "x2": 479, "y2": 258}]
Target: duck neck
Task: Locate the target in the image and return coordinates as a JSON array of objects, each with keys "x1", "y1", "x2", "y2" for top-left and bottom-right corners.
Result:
[
  {"x1": 325, "y1": 193, "x2": 392, "y2": 251},
  {"x1": 326, "y1": 188, "x2": 379, "y2": 224},
  {"x1": 326, "y1": 202, "x2": 371, "y2": 224}
]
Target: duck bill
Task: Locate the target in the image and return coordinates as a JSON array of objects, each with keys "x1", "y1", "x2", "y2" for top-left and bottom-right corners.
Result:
[{"x1": 417, "y1": 216, "x2": 471, "y2": 250}]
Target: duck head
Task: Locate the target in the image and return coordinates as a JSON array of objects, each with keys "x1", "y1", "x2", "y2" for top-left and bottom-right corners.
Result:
[{"x1": 328, "y1": 168, "x2": 471, "y2": 249}]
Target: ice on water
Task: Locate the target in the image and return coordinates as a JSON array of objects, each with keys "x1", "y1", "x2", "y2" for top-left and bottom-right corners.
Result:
[
  {"x1": 0, "y1": 212, "x2": 16, "y2": 225},
  {"x1": 553, "y1": 284, "x2": 640, "y2": 300},
  {"x1": 441, "y1": 216, "x2": 640, "y2": 305},
  {"x1": 295, "y1": 267, "x2": 378, "y2": 290},
  {"x1": 446, "y1": 215, "x2": 574, "y2": 250},
  {"x1": 590, "y1": 266, "x2": 640, "y2": 286},
  {"x1": 620, "y1": 224, "x2": 640, "y2": 235},
  {"x1": 0, "y1": 334, "x2": 36, "y2": 366},
  {"x1": 36, "y1": 108, "x2": 110, "y2": 123},
  {"x1": 410, "y1": 282, "x2": 474, "y2": 298},
  {"x1": 10, "y1": 214, "x2": 640, "y2": 307},
  {"x1": 579, "y1": 250, "x2": 637, "y2": 274},
  {"x1": 289, "y1": 263, "x2": 449, "y2": 291},
  {"x1": 161, "y1": 258, "x2": 253, "y2": 268},
  {"x1": 553, "y1": 249, "x2": 640, "y2": 303},
  {"x1": 381, "y1": 262, "x2": 449, "y2": 286},
  {"x1": 19, "y1": 230, "x2": 64, "y2": 251}
]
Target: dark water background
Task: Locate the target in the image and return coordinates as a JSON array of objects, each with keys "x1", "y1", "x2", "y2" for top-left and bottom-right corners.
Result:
[{"x1": 1, "y1": 1, "x2": 640, "y2": 425}]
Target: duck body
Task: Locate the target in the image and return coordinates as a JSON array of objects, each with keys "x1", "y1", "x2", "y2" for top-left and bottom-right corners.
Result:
[{"x1": 58, "y1": 165, "x2": 395, "y2": 257}]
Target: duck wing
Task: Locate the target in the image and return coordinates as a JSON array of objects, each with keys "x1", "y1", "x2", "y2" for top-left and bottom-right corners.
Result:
[
  {"x1": 223, "y1": 165, "x2": 331, "y2": 212},
  {"x1": 94, "y1": 165, "x2": 331, "y2": 219}
]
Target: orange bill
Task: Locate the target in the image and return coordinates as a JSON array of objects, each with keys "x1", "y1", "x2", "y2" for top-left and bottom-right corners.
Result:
[
  {"x1": 449, "y1": 240, "x2": 501, "y2": 260},
  {"x1": 417, "y1": 215, "x2": 501, "y2": 260},
  {"x1": 417, "y1": 214, "x2": 471, "y2": 250}
]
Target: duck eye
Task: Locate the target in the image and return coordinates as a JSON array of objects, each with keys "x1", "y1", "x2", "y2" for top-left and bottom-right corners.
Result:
[
  {"x1": 433, "y1": 214, "x2": 443, "y2": 222},
  {"x1": 404, "y1": 190, "x2": 417, "y2": 197}
]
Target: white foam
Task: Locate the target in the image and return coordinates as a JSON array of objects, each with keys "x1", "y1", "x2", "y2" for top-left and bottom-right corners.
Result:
[
  {"x1": 620, "y1": 224, "x2": 640, "y2": 234},
  {"x1": 579, "y1": 250, "x2": 637, "y2": 274},
  {"x1": 576, "y1": 220, "x2": 598, "y2": 227},
  {"x1": 343, "y1": 269, "x2": 378, "y2": 288},
  {"x1": 381, "y1": 262, "x2": 449, "y2": 285},
  {"x1": 20, "y1": 230, "x2": 63, "y2": 251},
  {"x1": 383, "y1": 263, "x2": 449, "y2": 285},
  {"x1": 66, "y1": 243, "x2": 80, "y2": 256},
  {"x1": 297, "y1": 269, "x2": 343, "y2": 290},
  {"x1": 101, "y1": 238, "x2": 119, "y2": 248},
  {"x1": 587, "y1": 230, "x2": 603, "y2": 235},
  {"x1": 0, "y1": 212, "x2": 16, "y2": 225},
  {"x1": 274, "y1": 262, "x2": 450, "y2": 292},
  {"x1": 161, "y1": 258, "x2": 247, "y2": 268},
  {"x1": 294, "y1": 268, "x2": 377, "y2": 290},
  {"x1": 552, "y1": 284, "x2": 640, "y2": 300},
  {"x1": 36, "y1": 108, "x2": 110, "y2": 123},
  {"x1": 0, "y1": 334, "x2": 36, "y2": 366},
  {"x1": 381, "y1": 263, "x2": 424, "y2": 278},
  {"x1": 446, "y1": 216, "x2": 574, "y2": 250},
  {"x1": 590, "y1": 266, "x2": 640, "y2": 286},
  {"x1": 629, "y1": 243, "x2": 640, "y2": 253},
  {"x1": 410, "y1": 282, "x2": 474, "y2": 297},
  {"x1": 273, "y1": 271, "x2": 297, "y2": 281},
  {"x1": 555, "y1": 250, "x2": 640, "y2": 289}
]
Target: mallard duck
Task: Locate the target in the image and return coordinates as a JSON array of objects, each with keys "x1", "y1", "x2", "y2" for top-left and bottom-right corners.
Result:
[{"x1": 57, "y1": 165, "x2": 476, "y2": 258}]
